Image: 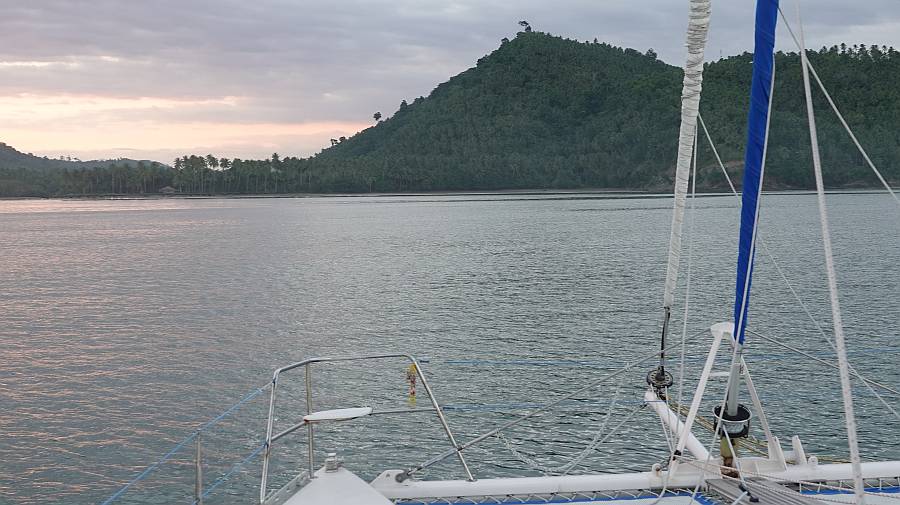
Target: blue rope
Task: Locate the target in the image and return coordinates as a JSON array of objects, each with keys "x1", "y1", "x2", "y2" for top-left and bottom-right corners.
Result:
[
  {"x1": 190, "y1": 441, "x2": 267, "y2": 504},
  {"x1": 196, "y1": 385, "x2": 269, "y2": 433},
  {"x1": 99, "y1": 431, "x2": 199, "y2": 505},
  {"x1": 441, "y1": 345, "x2": 897, "y2": 368},
  {"x1": 99, "y1": 383, "x2": 269, "y2": 505},
  {"x1": 443, "y1": 399, "x2": 653, "y2": 412}
]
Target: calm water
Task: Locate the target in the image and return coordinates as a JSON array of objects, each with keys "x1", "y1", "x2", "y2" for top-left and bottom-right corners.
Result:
[{"x1": 1, "y1": 193, "x2": 898, "y2": 504}]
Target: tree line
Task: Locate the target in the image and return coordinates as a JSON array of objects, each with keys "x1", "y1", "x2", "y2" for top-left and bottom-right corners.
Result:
[{"x1": 2, "y1": 33, "x2": 898, "y2": 197}]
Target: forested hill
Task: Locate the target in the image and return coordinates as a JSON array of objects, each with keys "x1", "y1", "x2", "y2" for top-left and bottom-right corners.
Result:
[
  {"x1": 3, "y1": 32, "x2": 900, "y2": 196},
  {"x1": 312, "y1": 33, "x2": 684, "y2": 191},
  {"x1": 306, "y1": 32, "x2": 900, "y2": 192},
  {"x1": 0, "y1": 142, "x2": 166, "y2": 196}
]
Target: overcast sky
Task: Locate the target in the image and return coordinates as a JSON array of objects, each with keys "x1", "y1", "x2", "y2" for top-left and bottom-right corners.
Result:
[{"x1": 1, "y1": 0, "x2": 898, "y2": 162}]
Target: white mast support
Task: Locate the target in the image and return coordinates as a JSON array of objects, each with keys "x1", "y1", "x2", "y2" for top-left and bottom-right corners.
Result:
[
  {"x1": 669, "y1": 323, "x2": 727, "y2": 471},
  {"x1": 798, "y1": 8, "x2": 866, "y2": 503},
  {"x1": 661, "y1": 0, "x2": 711, "y2": 316},
  {"x1": 740, "y1": 357, "x2": 783, "y2": 464}
]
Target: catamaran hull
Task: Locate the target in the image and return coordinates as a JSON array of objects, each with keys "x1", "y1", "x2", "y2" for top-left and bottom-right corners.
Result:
[
  {"x1": 370, "y1": 461, "x2": 900, "y2": 500},
  {"x1": 274, "y1": 460, "x2": 900, "y2": 504}
]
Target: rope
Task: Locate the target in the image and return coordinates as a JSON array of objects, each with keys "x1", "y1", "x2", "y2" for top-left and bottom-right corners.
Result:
[
  {"x1": 406, "y1": 330, "x2": 708, "y2": 477},
  {"x1": 798, "y1": 6, "x2": 865, "y2": 501},
  {"x1": 679, "y1": 458, "x2": 900, "y2": 503},
  {"x1": 99, "y1": 384, "x2": 269, "y2": 505},
  {"x1": 190, "y1": 441, "x2": 268, "y2": 505},
  {"x1": 496, "y1": 383, "x2": 624, "y2": 475},
  {"x1": 439, "y1": 345, "x2": 897, "y2": 369},
  {"x1": 777, "y1": 7, "x2": 900, "y2": 210},
  {"x1": 700, "y1": 113, "x2": 900, "y2": 424},
  {"x1": 197, "y1": 385, "x2": 269, "y2": 433},
  {"x1": 685, "y1": 51, "x2": 780, "y2": 504},
  {"x1": 688, "y1": 328, "x2": 745, "y2": 503},
  {"x1": 750, "y1": 330, "x2": 900, "y2": 424},
  {"x1": 656, "y1": 134, "x2": 696, "y2": 503},
  {"x1": 498, "y1": 402, "x2": 641, "y2": 476},
  {"x1": 676, "y1": 123, "x2": 699, "y2": 422},
  {"x1": 668, "y1": 400, "x2": 848, "y2": 463},
  {"x1": 650, "y1": 125, "x2": 698, "y2": 505},
  {"x1": 99, "y1": 431, "x2": 199, "y2": 505},
  {"x1": 658, "y1": 388, "x2": 676, "y2": 455}
]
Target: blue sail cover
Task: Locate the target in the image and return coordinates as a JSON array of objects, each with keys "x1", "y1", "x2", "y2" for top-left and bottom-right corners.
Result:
[{"x1": 734, "y1": 0, "x2": 779, "y2": 344}]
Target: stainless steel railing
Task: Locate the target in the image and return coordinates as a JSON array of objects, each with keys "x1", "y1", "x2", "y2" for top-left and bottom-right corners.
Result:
[{"x1": 258, "y1": 354, "x2": 473, "y2": 504}]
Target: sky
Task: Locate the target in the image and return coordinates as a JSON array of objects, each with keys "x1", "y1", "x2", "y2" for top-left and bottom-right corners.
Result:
[{"x1": 1, "y1": 0, "x2": 898, "y2": 163}]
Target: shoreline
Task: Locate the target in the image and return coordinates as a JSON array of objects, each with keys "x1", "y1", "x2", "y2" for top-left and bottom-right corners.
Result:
[{"x1": 1, "y1": 187, "x2": 896, "y2": 202}]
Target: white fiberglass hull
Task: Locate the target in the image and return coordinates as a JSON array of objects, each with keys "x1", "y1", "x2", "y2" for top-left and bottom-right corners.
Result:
[
  {"x1": 278, "y1": 460, "x2": 900, "y2": 505},
  {"x1": 370, "y1": 461, "x2": 900, "y2": 501}
]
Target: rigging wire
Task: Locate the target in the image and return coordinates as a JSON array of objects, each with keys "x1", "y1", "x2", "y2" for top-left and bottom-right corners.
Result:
[
  {"x1": 750, "y1": 330, "x2": 900, "y2": 424},
  {"x1": 650, "y1": 126, "x2": 701, "y2": 505},
  {"x1": 687, "y1": 324, "x2": 745, "y2": 503},
  {"x1": 496, "y1": 382, "x2": 628, "y2": 475},
  {"x1": 678, "y1": 458, "x2": 900, "y2": 503},
  {"x1": 404, "y1": 329, "x2": 709, "y2": 477},
  {"x1": 658, "y1": 0, "x2": 712, "y2": 385},
  {"x1": 798, "y1": 3, "x2": 866, "y2": 500},
  {"x1": 776, "y1": 6, "x2": 900, "y2": 210},
  {"x1": 677, "y1": 124, "x2": 699, "y2": 416},
  {"x1": 687, "y1": 22, "x2": 780, "y2": 500},
  {"x1": 699, "y1": 114, "x2": 900, "y2": 426}
]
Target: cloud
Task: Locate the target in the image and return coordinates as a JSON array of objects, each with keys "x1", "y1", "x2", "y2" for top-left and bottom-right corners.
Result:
[{"x1": 0, "y1": 0, "x2": 898, "y2": 160}]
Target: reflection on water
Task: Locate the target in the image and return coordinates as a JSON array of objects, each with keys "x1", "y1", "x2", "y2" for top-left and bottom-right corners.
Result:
[{"x1": 1, "y1": 193, "x2": 899, "y2": 504}]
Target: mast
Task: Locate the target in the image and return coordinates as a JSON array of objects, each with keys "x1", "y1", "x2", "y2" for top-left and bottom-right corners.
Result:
[
  {"x1": 726, "y1": 0, "x2": 778, "y2": 417},
  {"x1": 651, "y1": 0, "x2": 711, "y2": 394}
]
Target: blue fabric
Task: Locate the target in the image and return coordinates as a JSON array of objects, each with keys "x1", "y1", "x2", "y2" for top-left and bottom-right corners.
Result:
[{"x1": 734, "y1": 0, "x2": 779, "y2": 345}]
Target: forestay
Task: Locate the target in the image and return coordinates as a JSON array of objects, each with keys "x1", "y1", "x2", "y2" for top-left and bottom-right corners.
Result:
[{"x1": 659, "y1": 0, "x2": 711, "y2": 371}]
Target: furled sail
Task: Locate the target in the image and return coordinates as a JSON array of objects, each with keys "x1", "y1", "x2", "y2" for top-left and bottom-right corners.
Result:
[
  {"x1": 733, "y1": 0, "x2": 779, "y2": 345},
  {"x1": 657, "y1": 0, "x2": 711, "y2": 374}
]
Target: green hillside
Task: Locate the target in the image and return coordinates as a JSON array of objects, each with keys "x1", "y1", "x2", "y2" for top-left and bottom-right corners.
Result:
[
  {"x1": 307, "y1": 33, "x2": 900, "y2": 192},
  {"x1": 3, "y1": 33, "x2": 899, "y2": 196},
  {"x1": 311, "y1": 33, "x2": 682, "y2": 191}
]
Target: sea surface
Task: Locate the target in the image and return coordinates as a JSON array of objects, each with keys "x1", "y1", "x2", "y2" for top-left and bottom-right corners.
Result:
[{"x1": 1, "y1": 193, "x2": 898, "y2": 504}]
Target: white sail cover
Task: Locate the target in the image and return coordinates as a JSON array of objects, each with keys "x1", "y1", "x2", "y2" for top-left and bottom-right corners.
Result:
[{"x1": 663, "y1": 0, "x2": 711, "y2": 310}]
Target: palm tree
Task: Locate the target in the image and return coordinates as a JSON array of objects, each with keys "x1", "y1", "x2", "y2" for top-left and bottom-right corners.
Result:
[{"x1": 205, "y1": 155, "x2": 219, "y2": 191}]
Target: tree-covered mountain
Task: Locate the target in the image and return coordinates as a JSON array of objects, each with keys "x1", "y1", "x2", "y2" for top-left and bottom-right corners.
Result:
[
  {"x1": 3, "y1": 33, "x2": 899, "y2": 196},
  {"x1": 306, "y1": 33, "x2": 900, "y2": 192}
]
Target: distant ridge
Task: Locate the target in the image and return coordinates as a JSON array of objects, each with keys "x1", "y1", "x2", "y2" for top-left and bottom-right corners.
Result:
[
  {"x1": 0, "y1": 142, "x2": 160, "y2": 171},
  {"x1": 2, "y1": 33, "x2": 899, "y2": 196},
  {"x1": 0, "y1": 142, "x2": 170, "y2": 196}
]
